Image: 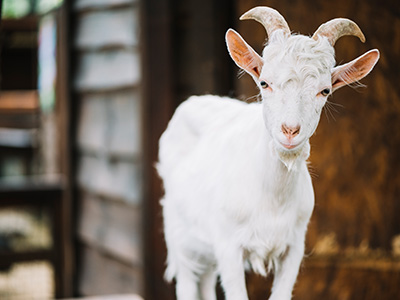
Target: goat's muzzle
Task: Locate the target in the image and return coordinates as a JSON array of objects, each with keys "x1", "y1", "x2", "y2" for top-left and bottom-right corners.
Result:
[{"x1": 281, "y1": 124, "x2": 301, "y2": 149}]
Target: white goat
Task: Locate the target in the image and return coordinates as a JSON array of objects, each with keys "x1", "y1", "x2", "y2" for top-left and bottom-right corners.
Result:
[{"x1": 157, "y1": 6, "x2": 379, "y2": 300}]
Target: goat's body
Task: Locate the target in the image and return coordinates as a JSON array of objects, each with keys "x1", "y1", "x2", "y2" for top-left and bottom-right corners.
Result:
[
  {"x1": 157, "y1": 6, "x2": 379, "y2": 299},
  {"x1": 158, "y1": 95, "x2": 315, "y2": 300}
]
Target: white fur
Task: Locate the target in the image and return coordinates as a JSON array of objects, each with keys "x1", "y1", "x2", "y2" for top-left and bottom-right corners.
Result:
[
  {"x1": 158, "y1": 95, "x2": 314, "y2": 300},
  {"x1": 157, "y1": 17, "x2": 377, "y2": 300}
]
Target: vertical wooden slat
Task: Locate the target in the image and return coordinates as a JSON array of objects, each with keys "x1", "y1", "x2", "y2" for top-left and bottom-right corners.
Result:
[
  {"x1": 173, "y1": 0, "x2": 235, "y2": 103},
  {"x1": 57, "y1": 1, "x2": 75, "y2": 297},
  {"x1": 141, "y1": 0, "x2": 176, "y2": 298}
]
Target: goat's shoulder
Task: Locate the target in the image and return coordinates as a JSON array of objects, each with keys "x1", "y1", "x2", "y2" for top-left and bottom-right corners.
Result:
[
  {"x1": 158, "y1": 95, "x2": 258, "y2": 178},
  {"x1": 164, "y1": 95, "x2": 258, "y2": 143},
  {"x1": 174, "y1": 95, "x2": 249, "y2": 128}
]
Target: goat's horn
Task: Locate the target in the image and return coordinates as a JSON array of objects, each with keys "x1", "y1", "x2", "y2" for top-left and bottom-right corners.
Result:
[
  {"x1": 240, "y1": 6, "x2": 291, "y2": 38},
  {"x1": 312, "y1": 18, "x2": 366, "y2": 45}
]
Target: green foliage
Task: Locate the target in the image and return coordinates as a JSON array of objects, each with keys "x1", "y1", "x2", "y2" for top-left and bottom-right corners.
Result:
[
  {"x1": 2, "y1": 0, "x2": 31, "y2": 18},
  {"x1": 36, "y1": 0, "x2": 63, "y2": 14},
  {"x1": 1, "y1": 0, "x2": 63, "y2": 18}
]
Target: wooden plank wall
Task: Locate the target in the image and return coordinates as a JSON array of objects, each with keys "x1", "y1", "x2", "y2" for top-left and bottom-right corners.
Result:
[
  {"x1": 234, "y1": 0, "x2": 400, "y2": 299},
  {"x1": 72, "y1": 0, "x2": 144, "y2": 296}
]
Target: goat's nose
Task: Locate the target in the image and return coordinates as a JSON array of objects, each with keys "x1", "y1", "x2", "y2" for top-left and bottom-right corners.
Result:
[{"x1": 281, "y1": 123, "x2": 300, "y2": 139}]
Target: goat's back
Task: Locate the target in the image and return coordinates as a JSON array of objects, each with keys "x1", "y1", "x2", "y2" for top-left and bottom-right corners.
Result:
[{"x1": 157, "y1": 95, "x2": 257, "y2": 180}]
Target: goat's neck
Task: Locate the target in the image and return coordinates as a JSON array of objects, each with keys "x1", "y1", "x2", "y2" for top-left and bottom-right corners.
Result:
[{"x1": 257, "y1": 126, "x2": 309, "y2": 204}]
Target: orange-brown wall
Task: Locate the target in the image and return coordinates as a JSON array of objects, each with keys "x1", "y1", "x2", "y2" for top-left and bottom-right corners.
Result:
[{"x1": 235, "y1": 1, "x2": 400, "y2": 299}]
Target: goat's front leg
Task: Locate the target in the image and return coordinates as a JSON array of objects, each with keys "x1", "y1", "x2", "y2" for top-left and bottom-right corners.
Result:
[
  {"x1": 216, "y1": 242, "x2": 249, "y2": 300},
  {"x1": 269, "y1": 241, "x2": 305, "y2": 300}
]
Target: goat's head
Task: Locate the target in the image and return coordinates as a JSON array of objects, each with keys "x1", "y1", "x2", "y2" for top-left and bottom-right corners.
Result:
[{"x1": 226, "y1": 6, "x2": 379, "y2": 164}]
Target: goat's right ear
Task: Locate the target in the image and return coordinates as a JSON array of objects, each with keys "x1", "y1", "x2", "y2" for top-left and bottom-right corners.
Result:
[{"x1": 226, "y1": 29, "x2": 263, "y2": 80}]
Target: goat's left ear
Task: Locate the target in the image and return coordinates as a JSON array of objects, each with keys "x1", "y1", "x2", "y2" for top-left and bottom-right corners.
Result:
[
  {"x1": 331, "y1": 49, "x2": 380, "y2": 91},
  {"x1": 226, "y1": 29, "x2": 263, "y2": 80}
]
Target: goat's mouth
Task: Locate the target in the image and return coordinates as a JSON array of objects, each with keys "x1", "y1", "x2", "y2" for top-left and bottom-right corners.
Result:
[
  {"x1": 280, "y1": 142, "x2": 299, "y2": 150},
  {"x1": 278, "y1": 140, "x2": 304, "y2": 152}
]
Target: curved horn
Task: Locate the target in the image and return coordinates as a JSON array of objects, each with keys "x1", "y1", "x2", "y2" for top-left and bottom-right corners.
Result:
[
  {"x1": 312, "y1": 18, "x2": 366, "y2": 46},
  {"x1": 240, "y1": 6, "x2": 291, "y2": 38}
]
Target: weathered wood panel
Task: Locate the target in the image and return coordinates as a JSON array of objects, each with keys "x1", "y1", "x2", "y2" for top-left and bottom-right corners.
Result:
[
  {"x1": 79, "y1": 246, "x2": 144, "y2": 296},
  {"x1": 73, "y1": 0, "x2": 144, "y2": 296},
  {"x1": 77, "y1": 155, "x2": 142, "y2": 205},
  {"x1": 74, "y1": 50, "x2": 140, "y2": 92},
  {"x1": 75, "y1": 8, "x2": 139, "y2": 50},
  {"x1": 77, "y1": 94, "x2": 107, "y2": 153},
  {"x1": 173, "y1": 0, "x2": 234, "y2": 103},
  {"x1": 77, "y1": 90, "x2": 142, "y2": 157},
  {"x1": 78, "y1": 192, "x2": 143, "y2": 264}
]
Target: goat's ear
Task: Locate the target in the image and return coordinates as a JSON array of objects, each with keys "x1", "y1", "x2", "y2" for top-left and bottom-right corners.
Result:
[
  {"x1": 226, "y1": 29, "x2": 263, "y2": 80},
  {"x1": 331, "y1": 49, "x2": 380, "y2": 91}
]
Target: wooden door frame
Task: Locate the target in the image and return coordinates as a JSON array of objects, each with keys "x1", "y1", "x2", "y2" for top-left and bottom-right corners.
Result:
[{"x1": 141, "y1": 0, "x2": 176, "y2": 299}]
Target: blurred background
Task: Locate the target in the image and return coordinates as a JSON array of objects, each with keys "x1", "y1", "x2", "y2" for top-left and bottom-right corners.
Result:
[{"x1": 0, "y1": 0, "x2": 398, "y2": 299}]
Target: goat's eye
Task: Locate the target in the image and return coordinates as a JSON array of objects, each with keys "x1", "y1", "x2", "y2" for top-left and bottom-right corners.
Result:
[
  {"x1": 260, "y1": 81, "x2": 269, "y2": 89},
  {"x1": 321, "y1": 88, "x2": 331, "y2": 96}
]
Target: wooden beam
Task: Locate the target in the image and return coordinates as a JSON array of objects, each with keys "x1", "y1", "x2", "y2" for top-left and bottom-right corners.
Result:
[
  {"x1": 0, "y1": 91, "x2": 39, "y2": 111},
  {"x1": 55, "y1": 1, "x2": 76, "y2": 297},
  {"x1": 140, "y1": 0, "x2": 175, "y2": 299}
]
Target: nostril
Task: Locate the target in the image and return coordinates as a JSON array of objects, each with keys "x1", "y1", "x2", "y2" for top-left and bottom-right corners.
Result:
[
  {"x1": 282, "y1": 124, "x2": 301, "y2": 138},
  {"x1": 292, "y1": 125, "x2": 300, "y2": 136},
  {"x1": 281, "y1": 124, "x2": 287, "y2": 135}
]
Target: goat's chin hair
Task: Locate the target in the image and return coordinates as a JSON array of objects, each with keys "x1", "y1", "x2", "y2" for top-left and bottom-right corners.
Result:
[{"x1": 270, "y1": 141, "x2": 310, "y2": 172}]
